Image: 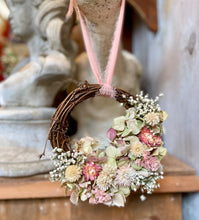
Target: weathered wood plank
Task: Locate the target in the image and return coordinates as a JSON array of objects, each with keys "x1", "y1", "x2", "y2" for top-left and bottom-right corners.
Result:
[
  {"x1": 127, "y1": 0, "x2": 158, "y2": 32},
  {"x1": 0, "y1": 198, "x2": 71, "y2": 220},
  {"x1": 162, "y1": 154, "x2": 196, "y2": 176},
  {"x1": 155, "y1": 175, "x2": 199, "y2": 193},
  {"x1": 71, "y1": 194, "x2": 182, "y2": 220},
  {"x1": 0, "y1": 175, "x2": 199, "y2": 200},
  {"x1": 0, "y1": 194, "x2": 181, "y2": 220}
]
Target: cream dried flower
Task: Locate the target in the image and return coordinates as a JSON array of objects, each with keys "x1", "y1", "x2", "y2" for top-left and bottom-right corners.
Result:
[
  {"x1": 144, "y1": 112, "x2": 160, "y2": 126},
  {"x1": 74, "y1": 136, "x2": 99, "y2": 154},
  {"x1": 96, "y1": 164, "x2": 116, "y2": 191},
  {"x1": 114, "y1": 165, "x2": 136, "y2": 187},
  {"x1": 129, "y1": 141, "x2": 146, "y2": 157},
  {"x1": 65, "y1": 165, "x2": 82, "y2": 182}
]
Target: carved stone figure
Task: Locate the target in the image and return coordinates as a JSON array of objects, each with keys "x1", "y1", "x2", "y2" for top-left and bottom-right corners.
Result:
[
  {"x1": 0, "y1": 0, "x2": 76, "y2": 176},
  {"x1": 72, "y1": 0, "x2": 141, "y2": 141},
  {"x1": 0, "y1": 0, "x2": 76, "y2": 107}
]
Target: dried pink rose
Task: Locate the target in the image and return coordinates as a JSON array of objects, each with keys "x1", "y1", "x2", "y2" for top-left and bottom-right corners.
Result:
[
  {"x1": 143, "y1": 151, "x2": 150, "y2": 160},
  {"x1": 135, "y1": 152, "x2": 160, "y2": 172},
  {"x1": 83, "y1": 162, "x2": 101, "y2": 181},
  {"x1": 142, "y1": 156, "x2": 160, "y2": 171},
  {"x1": 153, "y1": 135, "x2": 162, "y2": 146},
  {"x1": 107, "y1": 128, "x2": 117, "y2": 141},
  {"x1": 139, "y1": 127, "x2": 162, "y2": 147}
]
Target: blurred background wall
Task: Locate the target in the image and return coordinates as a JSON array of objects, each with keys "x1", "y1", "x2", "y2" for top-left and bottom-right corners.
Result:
[{"x1": 132, "y1": 0, "x2": 199, "y2": 219}]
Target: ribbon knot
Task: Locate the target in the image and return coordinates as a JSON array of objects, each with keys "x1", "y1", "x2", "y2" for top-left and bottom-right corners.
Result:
[{"x1": 99, "y1": 84, "x2": 116, "y2": 98}]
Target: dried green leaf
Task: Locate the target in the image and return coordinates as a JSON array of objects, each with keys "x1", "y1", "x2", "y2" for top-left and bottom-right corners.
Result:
[
  {"x1": 98, "y1": 151, "x2": 106, "y2": 158},
  {"x1": 121, "y1": 128, "x2": 132, "y2": 137},
  {"x1": 159, "y1": 111, "x2": 168, "y2": 121},
  {"x1": 126, "y1": 119, "x2": 140, "y2": 135},
  {"x1": 106, "y1": 146, "x2": 122, "y2": 158},
  {"x1": 119, "y1": 187, "x2": 130, "y2": 196},
  {"x1": 158, "y1": 146, "x2": 167, "y2": 161},
  {"x1": 118, "y1": 159, "x2": 128, "y2": 167},
  {"x1": 151, "y1": 125, "x2": 161, "y2": 134},
  {"x1": 126, "y1": 108, "x2": 136, "y2": 119},
  {"x1": 70, "y1": 191, "x2": 79, "y2": 205},
  {"x1": 132, "y1": 163, "x2": 142, "y2": 171},
  {"x1": 137, "y1": 119, "x2": 144, "y2": 130},
  {"x1": 112, "y1": 116, "x2": 126, "y2": 131},
  {"x1": 80, "y1": 189, "x2": 88, "y2": 202},
  {"x1": 128, "y1": 153, "x2": 136, "y2": 161},
  {"x1": 112, "y1": 193, "x2": 125, "y2": 207},
  {"x1": 107, "y1": 157, "x2": 117, "y2": 169},
  {"x1": 124, "y1": 136, "x2": 139, "y2": 144},
  {"x1": 67, "y1": 183, "x2": 74, "y2": 190}
]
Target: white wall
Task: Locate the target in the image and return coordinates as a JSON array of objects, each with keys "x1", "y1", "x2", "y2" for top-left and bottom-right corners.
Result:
[{"x1": 132, "y1": 0, "x2": 199, "y2": 219}]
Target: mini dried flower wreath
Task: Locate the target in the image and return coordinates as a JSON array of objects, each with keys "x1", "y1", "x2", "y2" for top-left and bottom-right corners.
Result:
[
  {"x1": 47, "y1": 0, "x2": 167, "y2": 207},
  {"x1": 48, "y1": 82, "x2": 167, "y2": 207}
]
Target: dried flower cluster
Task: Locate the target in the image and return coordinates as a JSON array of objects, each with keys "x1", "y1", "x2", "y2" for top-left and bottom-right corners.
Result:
[{"x1": 50, "y1": 92, "x2": 167, "y2": 207}]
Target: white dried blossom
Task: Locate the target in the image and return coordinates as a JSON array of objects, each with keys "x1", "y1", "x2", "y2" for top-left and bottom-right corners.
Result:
[
  {"x1": 96, "y1": 164, "x2": 116, "y2": 191},
  {"x1": 114, "y1": 165, "x2": 136, "y2": 187},
  {"x1": 144, "y1": 112, "x2": 160, "y2": 126},
  {"x1": 49, "y1": 147, "x2": 86, "y2": 182}
]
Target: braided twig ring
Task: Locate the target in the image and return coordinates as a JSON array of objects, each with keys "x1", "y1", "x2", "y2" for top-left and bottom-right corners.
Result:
[{"x1": 48, "y1": 81, "x2": 134, "y2": 152}]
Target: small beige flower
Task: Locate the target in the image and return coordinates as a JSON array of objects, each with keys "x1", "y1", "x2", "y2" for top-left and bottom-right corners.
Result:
[
  {"x1": 74, "y1": 136, "x2": 99, "y2": 154},
  {"x1": 65, "y1": 165, "x2": 82, "y2": 182},
  {"x1": 114, "y1": 165, "x2": 136, "y2": 187},
  {"x1": 144, "y1": 112, "x2": 160, "y2": 126},
  {"x1": 129, "y1": 141, "x2": 146, "y2": 157},
  {"x1": 96, "y1": 165, "x2": 116, "y2": 191}
]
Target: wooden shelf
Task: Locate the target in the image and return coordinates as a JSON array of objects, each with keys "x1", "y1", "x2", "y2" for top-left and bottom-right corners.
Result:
[{"x1": 0, "y1": 154, "x2": 199, "y2": 200}]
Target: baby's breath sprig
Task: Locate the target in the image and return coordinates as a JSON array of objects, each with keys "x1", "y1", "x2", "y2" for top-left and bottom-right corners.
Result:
[
  {"x1": 127, "y1": 91, "x2": 164, "y2": 117},
  {"x1": 139, "y1": 171, "x2": 164, "y2": 194},
  {"x1": 49, "y1": 147, "x2": 87, "y2": 182}
]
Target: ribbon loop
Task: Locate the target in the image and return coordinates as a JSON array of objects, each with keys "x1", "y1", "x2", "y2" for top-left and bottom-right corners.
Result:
[{"x1": 67, "y1": 0, "x2": 125, "y2": 97}]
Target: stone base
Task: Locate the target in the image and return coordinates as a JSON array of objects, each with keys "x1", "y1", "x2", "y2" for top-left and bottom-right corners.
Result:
[{"x1": 0, "y1": 107, "x2": 56, "y2": 177}]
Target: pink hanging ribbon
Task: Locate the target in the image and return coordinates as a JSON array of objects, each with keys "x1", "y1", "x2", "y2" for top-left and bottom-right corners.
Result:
[{"x1": 66, "y1": 0, "x2": 125, "y2": 98}]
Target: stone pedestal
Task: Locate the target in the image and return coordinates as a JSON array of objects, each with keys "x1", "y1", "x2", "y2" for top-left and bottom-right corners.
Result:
[{"x1": 0, "y1": 107, "x2": 56, "y2": 177}]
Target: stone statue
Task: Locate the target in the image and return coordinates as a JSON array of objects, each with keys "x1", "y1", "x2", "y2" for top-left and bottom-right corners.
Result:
[
  {"x1": 72, "y1": 0, "x2": 142, "y2": 142},
  {"x1": 0, "y1": 0, "x2": 76, "y2": 176},
  {"x1": 0, "y1": 0, "x2": 76, "y2": 107}
]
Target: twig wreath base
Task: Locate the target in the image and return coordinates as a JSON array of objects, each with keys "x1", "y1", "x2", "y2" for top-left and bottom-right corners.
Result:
[
  {"x1": 48, "y1": 82, "x2": 167, "y2": 207},
  {"x1": 48, "y1": 82, "x2": 133, "y2": 151}
]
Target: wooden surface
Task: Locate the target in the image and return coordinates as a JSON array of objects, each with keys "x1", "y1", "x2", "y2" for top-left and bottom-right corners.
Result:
[
  {"x1": 0, "y1": 154, "x2": 199, "y2": 200},
  {"x1": 127, "y1": 0, "x2": 158, "y2": 32},
  {"x1": 161, "y1": 153, "x2": 196, "y2": 176},
  {"x1": 0, "y1": 155, "x2": 194, "y2": 220},
  {"x1": 0, "y1": 194, "x2": 182, "y2": 220}
]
